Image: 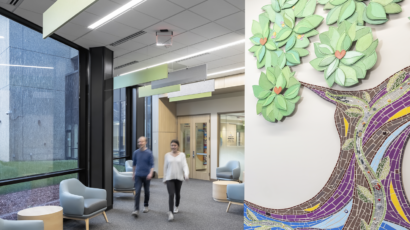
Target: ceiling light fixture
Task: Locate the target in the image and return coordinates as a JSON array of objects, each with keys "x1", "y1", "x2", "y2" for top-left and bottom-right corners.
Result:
[
  {"x1": 88, "y1": 0, "x2": 146, "y2": 30},
  {"x1": 0, "y1": 64, "x2": 54, "y2": 69},
  {"x1": 207, "y1": 67, "x2": 245, "y2": 77},
  {"x1": 0, "y1": 36, "x2": 4, "y2": 39},
  {"x1": 120, "y1": 39, "x2": 245, "y2": 76}
]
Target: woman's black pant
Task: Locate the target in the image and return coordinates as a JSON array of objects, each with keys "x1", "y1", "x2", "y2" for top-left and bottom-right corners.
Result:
[{"x1": 166, "y1": 179, "x2": 183, "y2": 212}]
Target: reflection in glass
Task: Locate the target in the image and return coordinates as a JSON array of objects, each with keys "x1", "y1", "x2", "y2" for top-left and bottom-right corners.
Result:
[
  {"x1": 113, "y1": 159, "x2": 126, "y2": 172},
  {"x1": 113, "y1": 88, "x2": 126, "y2": 159},
  {"x1": 0, "y1": 14, "x2": 79, "y2": 181},
  {"x1": 145, "y1": 96, "x2": 152, "y2": 150},
  {"x1": 219, "y1": 113, "x2": 245, "y2": 181},
  {"x1": 180, "y1": 123, "x2": 191, "y2": 161},
  {"x1": 195, "y1": 123, "x2": 207, "y2": 171}
]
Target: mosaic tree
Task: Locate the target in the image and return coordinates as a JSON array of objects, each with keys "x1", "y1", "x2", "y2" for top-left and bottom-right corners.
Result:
[{"x1": 245, "y1": 67, "x2": 410, "y2": 230}]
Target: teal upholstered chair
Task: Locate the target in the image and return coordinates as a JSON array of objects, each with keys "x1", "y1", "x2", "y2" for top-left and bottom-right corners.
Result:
[
  {"x1": 59, "y1": 178, "x2": 109, "y2": 230},
  {"x1": 216, "y1": 161, "x2": 240, "y2": 181},
  {"x1": 125, "y1": 160, "x2": 133, "y2": 172},
  {"x1": 226, "y1": 183, "x2": 244, "y2": 212},
  {"x1": 113, "y1": 167, "x2": 135, "y2": 195},
  {"x1": 0, "y1": 218, "x2": 44, "y2": 230}
]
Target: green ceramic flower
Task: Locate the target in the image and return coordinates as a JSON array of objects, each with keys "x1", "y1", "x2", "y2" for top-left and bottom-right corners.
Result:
[
  {"x1": 319, "y1": 0, "x2": 402, "y2": 25},
  {"x1": 249, "y1": 12, "x2": 323, "y2": 69},
  {"x1": 249, "y1": 15, "x2": 277, "y2": 69},
  {"x1": 253, "y1": 66, "x2": 301, "y2": 122},
  {"x1": 310, "y1": 21, "x2": 378, "y2": 87},
  {"x1": 262, "y1": 0, "x2": 318, "y2": 20}
]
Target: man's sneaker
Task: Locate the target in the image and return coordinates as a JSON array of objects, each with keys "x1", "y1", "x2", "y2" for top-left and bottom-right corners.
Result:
[
  {"x1": 132, "y1": 210, "x2": 139, "y2": 216},
  {"x1": 168, "y1": 211, "x2": 174, "y2": 221},
  {"x1": 143, "y1": 207, "x2": 149, "y2": 213},
  {"x1": 173, "y1": 206, "x2": 179, "y2": 213}
]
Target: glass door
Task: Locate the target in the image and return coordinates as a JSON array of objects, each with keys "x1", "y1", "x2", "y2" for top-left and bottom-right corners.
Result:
[{"x1": 178, "y1": 115, "x2": 210, "y2": 180}]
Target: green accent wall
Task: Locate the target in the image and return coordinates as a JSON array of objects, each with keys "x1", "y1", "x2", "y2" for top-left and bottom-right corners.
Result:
[
  {"x1": 139, "y1": 84, "x2": 181, "y2": 97},
  {"x1": 43, "y1": 0, "x2": 97, "y2": 39},
  {"x1": 114, "y1": 65, "x2": 168, "y2": 90},
  {"x1": 169, "y1": 92, "x2": 212, "y2": 102}
]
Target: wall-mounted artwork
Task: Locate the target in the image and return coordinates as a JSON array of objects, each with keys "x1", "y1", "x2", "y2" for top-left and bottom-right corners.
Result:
[{"x1": 245, "y1": 67, "x2": 410, "y2": 229}]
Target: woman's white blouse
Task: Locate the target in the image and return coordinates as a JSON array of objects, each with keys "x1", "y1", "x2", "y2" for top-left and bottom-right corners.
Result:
[{"x1": 163, "y1": 152, "x2": 189, "y2": 182}]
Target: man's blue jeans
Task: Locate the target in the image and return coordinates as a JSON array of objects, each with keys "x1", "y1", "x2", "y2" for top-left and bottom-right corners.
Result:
[{"x1": 134, "y1": 176, "x2": 151, "y2": 211}]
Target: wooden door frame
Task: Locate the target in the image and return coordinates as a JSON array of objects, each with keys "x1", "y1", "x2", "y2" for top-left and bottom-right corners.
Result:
[{"x1": 177, "y1": 114, "x2": 211, "y2": 180}]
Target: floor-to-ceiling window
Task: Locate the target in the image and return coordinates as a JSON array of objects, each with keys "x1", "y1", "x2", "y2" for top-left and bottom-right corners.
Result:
[
  {"x1": 113, "y1": 88, "x2": 127, "y2": 172},
  {"x1": 219, "y1": 113, "x2": 245, "y2": 181},
  {"x1": 0, "y1": 12, "x2": 84, "y2": 220}
]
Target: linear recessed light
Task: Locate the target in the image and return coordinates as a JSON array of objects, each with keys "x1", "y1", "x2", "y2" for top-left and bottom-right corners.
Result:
[
  {"x1": 120, "y1": 39, "x2": 245, "y2": 76},
  {"x1": 88, "y1": 0, "x2": 146, "y2": 29},
  {"x1": 0, "y1": 36, "x2": 4, "y2": 39},
  {"x1": 0, "y1": 64, "x2": 54, "y2": 69},
  {"x1": 207, "y1": 67, "x2": 245, "y2": 77}
]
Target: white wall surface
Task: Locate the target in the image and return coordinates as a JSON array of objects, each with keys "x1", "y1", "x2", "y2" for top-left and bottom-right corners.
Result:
[
  {"x1": 177, "y1": 91, "x2": 245, "y2": 179},
  {"x1": 245, "y1": 0, "x2": 410, "y2": 208}
]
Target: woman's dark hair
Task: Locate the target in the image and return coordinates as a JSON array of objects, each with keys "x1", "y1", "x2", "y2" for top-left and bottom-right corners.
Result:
[{"x1": 170, "y1": 139, "x2": 180, "y2": 146}]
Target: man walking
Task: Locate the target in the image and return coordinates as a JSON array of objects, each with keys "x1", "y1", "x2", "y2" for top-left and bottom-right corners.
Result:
[{"x1": 132, "y1": 136, "x2": 154, "y2": 216}]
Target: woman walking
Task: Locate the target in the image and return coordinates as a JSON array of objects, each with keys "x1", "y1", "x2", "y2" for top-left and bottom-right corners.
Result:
[{"x1": 163, "y1": 140, "x2": 189, "y2": 221}]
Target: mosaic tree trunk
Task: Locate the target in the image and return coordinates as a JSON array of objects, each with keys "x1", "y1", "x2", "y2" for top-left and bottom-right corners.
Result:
[{"x1": 245, "y1": 67, "x2": 410, "y2": 230}]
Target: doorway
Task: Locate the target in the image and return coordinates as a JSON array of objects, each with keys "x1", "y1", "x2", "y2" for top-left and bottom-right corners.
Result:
[{"x1": 178, "y1": 115, "x2": 210, "y2": 180}]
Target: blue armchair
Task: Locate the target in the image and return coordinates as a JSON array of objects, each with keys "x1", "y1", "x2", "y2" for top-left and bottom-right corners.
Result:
[
  {"x1": 226, "y1": 183, "x2": 244, "y2": 212},
  {"x1": 113, "y1": 167, "x2": 135, "y2": 195},
  {"x1": 125, "y1": 160, "x2": 133, "y2": 172},
  {"x1": 0, "y1": 218, "x2": 44, "y2": 230},
  {"x1": 59, "y1": 178, "x2": 109, "y2": 230},
  {"x1": 216, "y1": 161, "x2": 240, "y2": 181}
]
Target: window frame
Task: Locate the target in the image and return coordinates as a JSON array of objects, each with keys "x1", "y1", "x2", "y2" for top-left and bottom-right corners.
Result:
[{"x1": 0, "y1": 7, "x2": 89, "y2": 187}]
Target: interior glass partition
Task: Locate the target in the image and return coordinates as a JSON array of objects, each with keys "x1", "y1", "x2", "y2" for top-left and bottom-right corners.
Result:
[
  {"x1": 219, "y1": 113, "x2": 245, "y2": 181},
  {"x1": 113, "y1": 88, "x2": 127, "y2": 172}
]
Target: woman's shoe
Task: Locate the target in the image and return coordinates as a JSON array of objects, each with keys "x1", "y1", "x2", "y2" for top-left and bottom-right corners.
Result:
[
  {"x1": 174, "y1": 206, "x2": 179, "y2": 213},
  {"x1": 168, "y1": 211, "x2": 174, "y2": 221}
]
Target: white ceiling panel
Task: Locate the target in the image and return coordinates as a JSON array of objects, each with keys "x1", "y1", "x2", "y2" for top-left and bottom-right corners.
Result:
[
  {"x1": 190, "y1": 0, "x2": 240, "y2": 21},
  {"x1": 211, "y1": 43, "x2": 245, "y2": 58},
  {"x1": 114, "y1": 9, "x2": 160, "y2": 30},
  {"x1": 85, "y1": 0, "x2": 120, "y2": 17},
  {"x1": 14, "y1": 8, "x2": 42, "y2": 26},
  {"x1": 191, "y1": 23, "x2": 231, "y2": 39},
  {"x1": 209, "y1": 61, "x2": 244, "y2": 71},
  {"x1": 134, "y1": 0, "x2": 184, "y2": 20},
  {"x1": 109, "y1": 46, "x2": 135, "y2": 57},
  {"x1": 236, "y1": 28, "x2": 245, "y2": 35},
  {"x1": 69, "y1": 11, "x2": 100, "y2": 28},
  {"x1": 226, "y1": 0, "x2": 245, "y2": 10},
  {"x1": 82, "y1": 30, "x2": 122, "y2": 46},
  {"x1": 75, "y1": 36, "x2": 105, "y2": 49},
  {"x1": 227, "y1": 53, "x2": 245, "y2": 63},
  {"x1": 0, "y1": 2, "x2": 15, "y2": 11},
  {"x1": 135, "y1": 45, "x2": 169, "y2": 57},
  {"x1": 145, "y1": 21, "x2": 185, "y2": 36},
  {"x1": 215, "y1": 11, "x2": 244, "y2": 31},
  {"x1": 55, "y1": 22, "x2": 91, "y2": 40},
  {"x1": 172, "y1": 32, "x2": 207, "y2": 46},
  {"x1": 165, "y1": 11, "x2": 209, "y2": 30},
  {"x1": 128, "y1": 31, "x2": 157, "y2": 45},
  {"x1": 112, "y1": 40, "x2": 147, "y2": 55},
  {"x1": 168, "y1": 0, "x2": 206, "y2": 9},
  {"x1": 206, "y1": 57, "x2": 235, "y2": 69},
  {"x1": 55, "y1": 32, "x2": 79, "y2": 42},
  {"x1": 211, "y1": 32, "x2": 243, "y2": 45},
  {"x1": 19, "y1": 0, "x2": 54, "y2": 14},
  {"x1": 97, "y1": 21, "x2": 139, "y2": 38},
  {"x1": 189, "y1": 40, "x2": 222, "y2": 53}
]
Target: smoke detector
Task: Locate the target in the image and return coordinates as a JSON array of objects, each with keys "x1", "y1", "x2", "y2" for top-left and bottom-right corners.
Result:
[{"x1": 156, "y1": 30, "x2": 173, "y2": 47}]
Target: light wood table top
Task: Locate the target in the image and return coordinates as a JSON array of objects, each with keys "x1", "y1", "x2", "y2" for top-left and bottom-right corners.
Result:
[
  {"x1": 18, "y1": 206, "x2": 63, "y2": 230},
  {"x1": 212, "y1": 181, "x2": 239, "y2": 202}
]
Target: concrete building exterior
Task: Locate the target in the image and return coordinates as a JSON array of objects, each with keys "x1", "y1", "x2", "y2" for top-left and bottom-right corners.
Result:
[{"x1": 0, "y1": 15, "x2": 79, "y2": 162}]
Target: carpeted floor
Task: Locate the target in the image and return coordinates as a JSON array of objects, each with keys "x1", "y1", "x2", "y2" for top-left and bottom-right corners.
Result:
[{"x1": 63, "y1": 179, "x2": 243, "y2": 230}]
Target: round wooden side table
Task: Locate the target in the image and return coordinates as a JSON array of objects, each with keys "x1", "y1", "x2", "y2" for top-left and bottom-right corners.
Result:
[
  {"x1": 18, "y1": 206, "x2": 63, "y2": 230},
  {"x1": 212, "y1": 181, "x2": 239, "y2": 202}
]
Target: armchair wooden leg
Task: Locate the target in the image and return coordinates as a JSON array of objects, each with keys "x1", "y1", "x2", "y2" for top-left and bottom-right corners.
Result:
[
  {"x1": 103, "y1": 211, "x2": 109, "y2": 223},
  {"x1": 85, "y1": 219, "x2": 89, "y2": 230},
  {"x1": 133, "y1": 191, "x2": 136, "y2": 196},
  {"x1": 226, "y1": 202, "x2": 232, "y2": 213}
]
